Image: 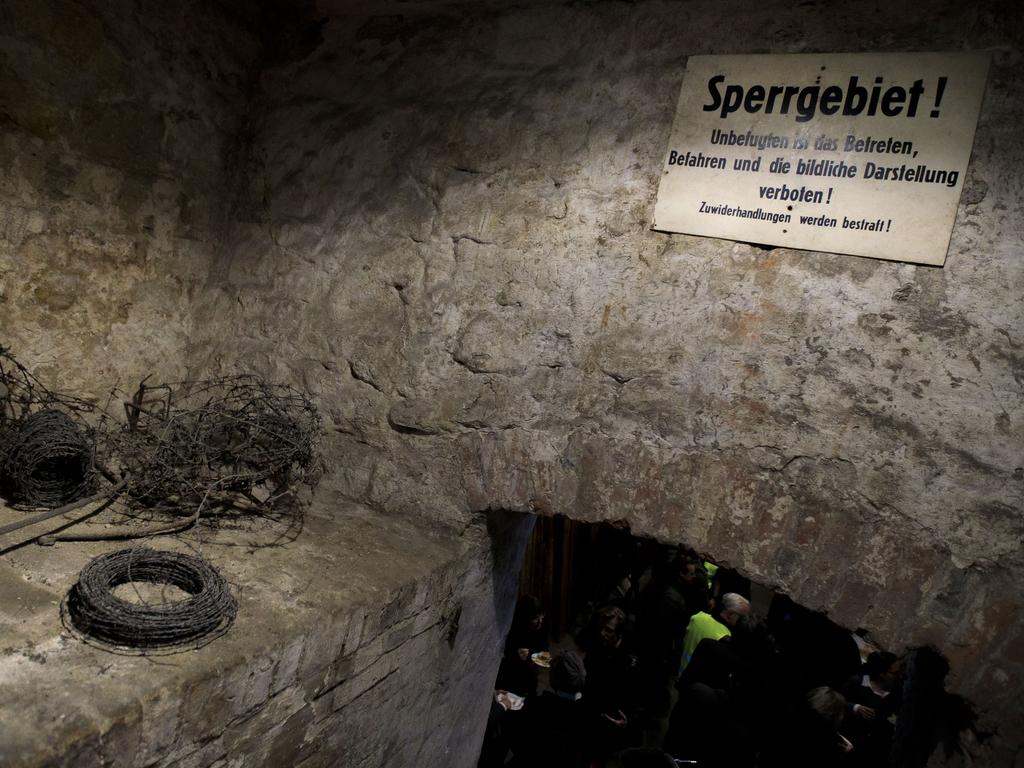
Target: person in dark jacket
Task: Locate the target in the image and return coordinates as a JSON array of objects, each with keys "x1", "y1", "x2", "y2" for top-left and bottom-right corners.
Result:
[
  {"x1": 582, "y1": 605, "x2": 642, "y2": 762},
  {"x1": 496, "y1": 595, "x2": 549, "y2": 697},
  {"x1": 759, "y1": 686, "x2": 855, "y2": 768},
  {"x1": 842, "y1": 651, "x2": 903, "y2": 767},
  {"x1": 634, "y1": 553, "x2": 710, "y2": 700},
  {"x1": 508, "y1": 651, "x2": 588, "y2": 768}
]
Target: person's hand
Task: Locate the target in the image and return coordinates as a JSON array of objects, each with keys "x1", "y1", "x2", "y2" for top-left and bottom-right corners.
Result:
[
  {"x1": 517, "y1": 647, "x2": 529, "y2": 661},
  {"x1": 602, "y1": 710, "x2": 628, "y2": 728},
  {"x1": 854, "y1": 704, "x2": 876, "y2": 720}
]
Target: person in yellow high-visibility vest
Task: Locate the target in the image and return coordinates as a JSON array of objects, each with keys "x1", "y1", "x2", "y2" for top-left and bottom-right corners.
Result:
[
  {"x1": 702, "y1": 560, "x2": 719, "y2": 591},
  {"x1": 679, "y1": 592, "x2": 751, "y2": 672}
]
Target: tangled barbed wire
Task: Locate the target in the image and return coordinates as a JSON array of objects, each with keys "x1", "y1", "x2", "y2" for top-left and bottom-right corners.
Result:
[
  {"x1": 2, "y1": 346, "x2": 320, "y2": 654},
  {"x1": 98, "y1": 375, "x2": 321, "y2": 515},
  {"x1": 0, "y1": 345, "x2": 322, "y2": 541},
  {"x1": 0, "y1": 346, "x2": 97, "y2": 422}
]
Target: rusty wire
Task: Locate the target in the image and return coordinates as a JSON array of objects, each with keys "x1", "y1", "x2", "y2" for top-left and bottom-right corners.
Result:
[
  {"x1": 1, "y1": 346, "x2": 321, "y2": 543},
  {"x1": 1, "y1": 410, "x2": 95, "y2": 507},
  {"x1": 0, "y1": 347, "x2": 98, "y2": 508},
  {"x1": 96, "y1": 375, "x2": 321, "y2": 520},
  {"x1": 0, "y1": 346, "x2": 96, "y2": 421},
  {"x1": 63, "y1": 547, "x2": 236, "y2": 652}
]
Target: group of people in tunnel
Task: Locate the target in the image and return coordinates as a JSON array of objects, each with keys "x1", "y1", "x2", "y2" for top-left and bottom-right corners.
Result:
[{"x1": 478, "y1": 544, "x2": 918, "y2": 768}]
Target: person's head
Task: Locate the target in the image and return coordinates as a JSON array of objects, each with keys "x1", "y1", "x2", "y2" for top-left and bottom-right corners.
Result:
[
  {"x1": 679, "y1": 558, "x2": 708, "y2": 587},
  {"x1": 806, "y1": 686, "x2": 846, "y2": 729},
  {"x1": 865, "y1": 651, "x2": 901, "y2": 690},
  {"x1": 718, "y1": 593, "x2": 751, "y2": 626},
  {"x1": 593, "y1": 605, "x2": 626, "y2": 649},
  {"x1": 549, "y1": 651, "x2": 587, "y2": 695},
  {"x1": 513, "y1": 595, "x2": 544, "y2": 632}
]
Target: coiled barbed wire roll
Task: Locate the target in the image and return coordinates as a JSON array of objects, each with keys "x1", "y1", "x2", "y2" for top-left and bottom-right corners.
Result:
[
  {"x1": 64, "y1": 548, "x2": 237, "y2": 651},
  {"x1": 1, "y1": 409, "x2": 94, "y2": 507}
]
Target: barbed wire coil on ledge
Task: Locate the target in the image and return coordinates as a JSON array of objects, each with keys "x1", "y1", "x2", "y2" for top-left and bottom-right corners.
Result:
[
  {"x1": 62, "y1": 548, "x2": 237, "y2": 653},
  {"x1": 2, "y1": 409, "x2": 95, "y2": 507}
]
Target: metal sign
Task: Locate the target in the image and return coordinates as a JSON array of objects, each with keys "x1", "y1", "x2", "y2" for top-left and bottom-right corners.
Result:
[{"x1": 652, "y1": 52, "x2": 990, "y2": 266}]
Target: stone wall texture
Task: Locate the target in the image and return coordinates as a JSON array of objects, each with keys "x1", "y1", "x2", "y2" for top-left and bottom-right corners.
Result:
[
  {"x1": 188, "y1": 0, "x2": 1024, "y2": 761},
  {"x1": 1, "y1": 0, "x2": 1022, "y2": 765},
  {"x1": 0, "y1": 0, "x2": 261, "y2": 397}
]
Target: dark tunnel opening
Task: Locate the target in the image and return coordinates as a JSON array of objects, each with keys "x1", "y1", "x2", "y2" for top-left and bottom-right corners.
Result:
[{"x1": 481, "y1": 514, "x2": 975, "y2": 768}]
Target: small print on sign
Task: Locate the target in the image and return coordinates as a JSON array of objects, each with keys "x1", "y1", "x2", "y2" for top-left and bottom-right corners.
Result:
[{"x1": 652, "y1": 52, "x2": 989, "y2": 266}]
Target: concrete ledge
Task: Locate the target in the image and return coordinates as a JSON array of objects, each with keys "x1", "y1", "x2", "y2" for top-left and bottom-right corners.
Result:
[{"x1": 0, "y1": 493, "x2": 523, "y2": 767}]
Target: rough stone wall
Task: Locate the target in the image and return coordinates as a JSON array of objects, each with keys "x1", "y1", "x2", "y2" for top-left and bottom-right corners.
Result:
[
  {"x1": 186, "y1": 0, "x2": 1024, "y2": 761},
  {"x1": 0, "y1": 0, "x2": 261, "y2": 398}
]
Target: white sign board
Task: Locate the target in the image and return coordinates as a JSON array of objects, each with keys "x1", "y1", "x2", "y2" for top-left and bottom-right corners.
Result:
[{"x1": 652, "y1": 52, "x2": 989, "y2": 266}]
